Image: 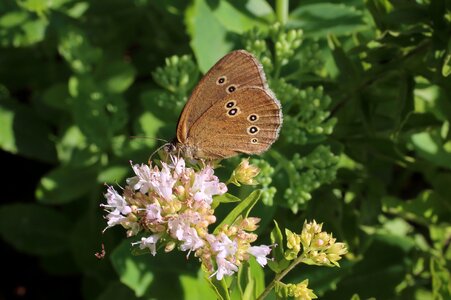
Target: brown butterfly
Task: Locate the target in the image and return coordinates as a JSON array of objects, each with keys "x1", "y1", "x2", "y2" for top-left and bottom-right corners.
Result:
[{"x1": 167, "y1": 50, "x2": 282, "y2": 160}]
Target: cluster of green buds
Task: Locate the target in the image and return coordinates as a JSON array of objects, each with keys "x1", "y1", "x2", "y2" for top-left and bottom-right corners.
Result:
[
  {"x1": 286, "y1": 220, "x2": 348, "y2": 267},
  {"x1": 287, "y1": 280, "x2": 317, "y2": 300},
  {"x1": 276, "y1": 279, "x2": 318, "y2": 300}
]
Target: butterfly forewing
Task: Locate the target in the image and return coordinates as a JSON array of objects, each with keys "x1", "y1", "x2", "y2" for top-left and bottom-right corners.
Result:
[
  {"x1": 177, "y1": 50, "x2": 267, "y2": 143},
  {"x1": 185, "y1": 87, "x2": 282, "y2": 159}
]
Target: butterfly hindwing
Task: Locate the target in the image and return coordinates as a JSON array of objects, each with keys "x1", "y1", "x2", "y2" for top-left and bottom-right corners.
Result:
[{"x1": 185, "y1": 87, "x2": 282, "y2": 159}]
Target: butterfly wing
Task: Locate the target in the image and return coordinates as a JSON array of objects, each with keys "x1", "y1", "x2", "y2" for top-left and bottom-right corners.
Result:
[
  {"x1": 184, "y1": 87, "x2": 282, "y2": 159},
  {"x1": 176, "y1": 50, "x2": 267, "y2": 143}
]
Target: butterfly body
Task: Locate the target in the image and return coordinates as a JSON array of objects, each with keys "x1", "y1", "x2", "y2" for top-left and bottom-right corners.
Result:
[{"x1": 170, "y1": 50, "x2": 282, "y2": 160}]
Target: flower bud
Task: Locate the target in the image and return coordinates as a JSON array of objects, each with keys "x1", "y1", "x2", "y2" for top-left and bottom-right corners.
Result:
[
  {"x1": 229, "y1": 158, "x2": 260, "y2": 186},
  {"x1": 165, "y1": 241, "x2": 176, "y2": 252},
  {"x1": 241, "y1": 217, "x2": 260, "y2": 231}
]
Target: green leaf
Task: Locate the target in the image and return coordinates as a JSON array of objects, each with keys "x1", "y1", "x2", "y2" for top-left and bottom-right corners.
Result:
[
  {"x1": 110, "y1": 240, "x2": 155, "y2": 297},
  {"x1": 0, "y1": 204, "x2": 71, "y2": 256},
  {"x1": 382, "y1": 191, "x2": 451, "y2": 225},
  {"x1": 0, "y1": 11, "x2": 29, "y2": 28},
  {"x1": 55, "y1": 125, "x2": 102, "y2": 166},
  {"x1": 213, "y1": 190, "x2": 261, "y2": 234},
  {"x1": 212, "y1": 193, "x2": 241, "y2": 209},
  {"x1": 210, "y1": 0, "x2": 273, "y2": 34},
  {"x1": 268, "y1": 220, "x2": 289, "y2": 273},
  {"x1": 98, "y1": 165, "x2": 130, "y2": 184},
  {"x1": 16, "y1": 0, "x2": 66, "y2": 14},
  {"x1": 185, "y1": 0, "x2": 233, "y2": 73},
  {"x1": 96, "y1": 281, "x2": 138, "y2": 300},
  {"x1": 204, "y1": 276, "x2": 230, "y2": 300},
  {"x1": 36, "y1": 165, "x2": 99, "y2": 204},
  {"x1": 0, "y1": 12, "x2": 48, "y2": 46},
  {"x1": 289, "y1": 3, "x2": 368, "y2": 37},
  {"x1": 239, "y1": 258, "x2": 265, "y2": 300},
  {"x1": 69, "y1": 76, "x2": 128, "y2": 149},
  {"x1": 96, "y1": 61, "x2": 136, "y2": 94},
  {"x1": 0, "y1": 98, "x2": 56, "y2": 162},
  {"x1": 411, "y1": 131, "x2": 451, "y2": 169},
  {"x1": 135, "y1": 110, "x2": 166, "y2": 144},
  {"x1": 63, "y1": 2, "x2": 89, "y2": 18},
  {"x1": 327, "y1": 35, "x2": 362, "y2": 88},
  {"x1": 180, "y1": 269, "x2": 217, "y2": 300},
  {"x1": 42, "y1": 82, "x2": 71, "y2": 111}
]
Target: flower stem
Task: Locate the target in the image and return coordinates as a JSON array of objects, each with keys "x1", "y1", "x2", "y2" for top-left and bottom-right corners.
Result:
[
  {"x1": 256, "y1": 254, "x2": 305, "y2": 300},
  {"x1": 276, "y1": 0, "x2": 289, "y2": 25}
]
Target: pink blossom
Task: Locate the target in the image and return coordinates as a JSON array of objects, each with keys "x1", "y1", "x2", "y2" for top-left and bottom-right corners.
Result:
[
  {"x1": 192, "y1": 166, "x2": 227, "y2": 204},
  {"x1": 105, "y1": 210, "x2": 127, "y2": 229},
  {"x1": 102, "y1": 186, "x2": 131, "y2": 215},
  {"x1": 128, "y1": 163, "x2": 153, "y2": 194},
  {"x1": 132, "y1": 234, "x2": 161, "y2": 256},
  {"x1": 179, "y1": 227, "x2": 204, "y2": 252},
  {"x1": 149, "y1": 163, "x2": 176, "y2": 200},
  {"x1": 208, "y1": 233, "x2": 237, "y2": 258},
  {"x1": 248, "y1": 245, "x2": 272, "y2": 267},
  {"x1": 146, "y1": 204, "x2": 162, "y2": 222},
  {"x1": 168, "y1": 212, "x2": 202, "y2": 240},
  {"x1": 213, "y1": 256, "x2": 238, "y2": 280},
  {"x1": 170, "y1": 155, "x2": 186, "y2": 176}
]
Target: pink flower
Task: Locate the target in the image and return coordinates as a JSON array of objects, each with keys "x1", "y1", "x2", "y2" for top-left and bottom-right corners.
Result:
[
  {"x1": 128, "y1": 163, "x2": 153, "y2": 194},
  {"x1": 105, "y1": 210, "x2": 127, "y2": 229},
  {"x1": 132, "y1": 234, "x2": 161, "y2": 256},
  {"x1": 146, "y1": 204, "x2": 162, "y2": 222},
  {"x1": 248, "y1": 245, "x2": 272, "y2": 267},
  {"x1": 192, "y1": 166, "x2": 227, "y2": 204},
  {"x1": 214, "y1": 256, "x2": 238, "y2": 280},
  {"x1": 179, "y1": 227, "x2": 204, "y2": 252},
  {"x1": 207, "y1": 233, "x2": 237, "y2": 258},
  {"x1": 170, "y1": 155, "x2": 186, "y2": 176},
  {"x1": 102, "y1": 186, "x2": 131, "y2": 215},
  {"x1": 149, "y1": 162, "x2": 176, "y2": 200},
  {"x1": 168, "y1": 212, "x2": 202, "y2": 240}
]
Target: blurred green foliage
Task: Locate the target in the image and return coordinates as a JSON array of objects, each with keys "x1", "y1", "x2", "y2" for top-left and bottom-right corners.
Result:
[{"x1": 1, "y1": 0, "x2": 451, "y2": 299}]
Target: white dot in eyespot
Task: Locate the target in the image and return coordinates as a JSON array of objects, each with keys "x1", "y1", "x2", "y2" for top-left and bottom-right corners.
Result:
[
  {"x1": 226, "y1": 85, "x2": 237, "y2": 93},
  {"x1": 247, "y1": 114, "x2": 259, "y2": 122},
  {"x1": 224, "y1": 100, "x2": 236, "y2": 109},
  {"x1": 251, "y1": 138, "x2": 258, "y2": 144},
  {"x1": 228, "y1": 108, "x2": 238, "y2": 116},
  {"x1": 247, "y1": 126, "x2": 259, "y2": 135},
  {"x1": 217, "y1": 76, "x2": 227, "y2": 85}
]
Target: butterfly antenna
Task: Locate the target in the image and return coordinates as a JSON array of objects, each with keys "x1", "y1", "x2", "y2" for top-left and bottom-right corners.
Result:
[
  {"x1": 129, "y1": 136, "x2": 169, "y2": 144},
  {"x1": 128, "y1": 135, "x2": 171, "y2": 164},
  {"x1": 148, "y1": 143, "x2": 171, "y2": 164}
]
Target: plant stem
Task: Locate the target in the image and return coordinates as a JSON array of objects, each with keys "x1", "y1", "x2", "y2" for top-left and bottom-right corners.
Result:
[
  {"x1": 256, "y1": 255, "x2": 305, "y2": 300},
  {"x1": 276, "y1": 0, "x2": 289, "y2": 25}
]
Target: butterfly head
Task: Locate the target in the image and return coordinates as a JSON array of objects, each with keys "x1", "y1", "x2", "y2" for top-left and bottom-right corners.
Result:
[{"x1": 163, "y1": 139, "x2": 196, "y2": 160}]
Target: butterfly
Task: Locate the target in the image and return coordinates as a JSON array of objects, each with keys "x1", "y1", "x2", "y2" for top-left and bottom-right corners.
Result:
[{"x1": 167, "y1": 50, "x2": 282, "y2": 160}]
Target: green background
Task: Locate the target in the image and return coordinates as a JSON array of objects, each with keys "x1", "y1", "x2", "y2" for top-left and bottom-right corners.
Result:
[{"x1": 1, "y1": 0, "x2": 450, "y2": 299}]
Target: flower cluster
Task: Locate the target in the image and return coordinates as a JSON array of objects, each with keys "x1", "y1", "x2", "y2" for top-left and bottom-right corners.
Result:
[
  {"x1": 101, "y1": 156, "x2": 271, "y2": 280},
  {"x1": 286, "y1": 220, "x2": 347, "y2": 266},
  {"x1": 286, "y1": 279, "x2": 317, "y2": 300}
]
